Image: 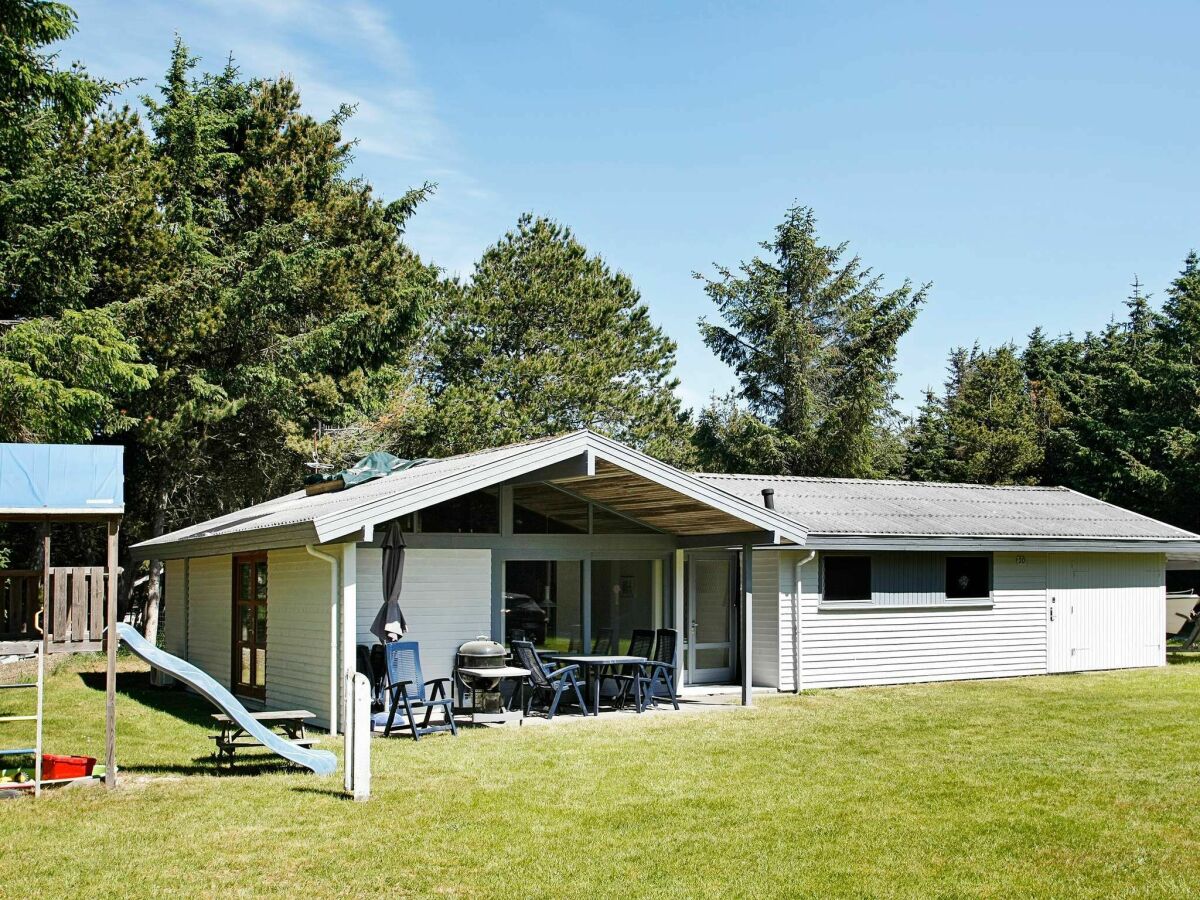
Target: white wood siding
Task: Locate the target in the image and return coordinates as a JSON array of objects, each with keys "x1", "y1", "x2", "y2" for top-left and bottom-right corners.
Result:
[
  {"x1": 356, "y1": 548, "x2": 492, "y2": 685},
  {"x1": 185, "y1": 554, "x2": 232, "y2": 688},
  {"x1": 1046, "y1": 552, "x2": 1165, "y2": 672},
  {"x1": 792, "y1": 550, "x2": 1048, "y2": 688},
  {"x1": 265, "y1": 547, "x2": 335, "y2": 727},
  {"x1": 751, "y1": 550, "x2": 780, "y2": 688},
  {"x1": 163, "y1": 558, "x2": 186, "y2": 657}
]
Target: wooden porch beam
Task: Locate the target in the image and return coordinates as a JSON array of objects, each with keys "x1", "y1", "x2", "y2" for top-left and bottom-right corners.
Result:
[{"x1": 675, "y1": 530, "x2": 776, "y2": 550}]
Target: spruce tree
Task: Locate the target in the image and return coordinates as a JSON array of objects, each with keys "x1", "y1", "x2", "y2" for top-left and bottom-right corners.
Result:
[{"x1": 696, "y1": 205, "x2": 925, "y2": 476}]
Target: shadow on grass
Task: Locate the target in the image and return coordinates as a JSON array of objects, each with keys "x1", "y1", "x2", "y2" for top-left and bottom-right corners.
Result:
[
  {"x1": 1167, "y1": 651, "x2": 1200, "y2": 666},
  {"x1": 77, "y1": 669, "x2": 214, "y2": 729},
  {"x1": 130, "y1": 759, "x2": 301, "y2": 778}
]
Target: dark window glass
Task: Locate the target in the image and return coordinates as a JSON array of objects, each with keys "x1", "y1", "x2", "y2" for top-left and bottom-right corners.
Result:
[
  {"x1": 824, "y1": 555, "x2": 871, "y2": 602},
  {"x1": 590, "y1": 505, "x2": 656, "y2": 534},
  {"x1": 945, "y1": 556, "x2": 990, "y2": 599},
  {"x1": 512, "y1": 484, "x2": 588, "y2": 534},
  {"x1": 504, "y1": 560, "x2": 582, "y2": 653},
  {"x1": 417, "y1": 488, "x2": 500, "y2": 533}
]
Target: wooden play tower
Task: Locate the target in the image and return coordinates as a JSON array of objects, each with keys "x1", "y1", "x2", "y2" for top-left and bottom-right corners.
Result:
[{"x1": 0, "y1": 444, "x2": 123, "y2": 795}]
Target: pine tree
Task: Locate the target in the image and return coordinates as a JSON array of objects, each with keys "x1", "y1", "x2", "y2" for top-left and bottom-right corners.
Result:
[
  {"x1": 695, "y1": 205, "x2": 925, "y2": 476},
  {"x1": 418, "y1": 214, "x2": 692, "y2": 464}
]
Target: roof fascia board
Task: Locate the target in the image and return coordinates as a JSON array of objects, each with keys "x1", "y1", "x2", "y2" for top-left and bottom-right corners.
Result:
[
  {"x1": 583, "y1": 433, "x2": 807, "y2": 543},
  {"x1": 130, "y1": 523, "x2": 321, "y2": 561},
  {"x1": 802, "y1": 535, "x2": 1200, "y2": 553}
]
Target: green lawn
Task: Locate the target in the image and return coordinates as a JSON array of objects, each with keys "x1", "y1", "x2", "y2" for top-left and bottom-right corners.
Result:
[{"x1": 2, "y1": 654, "x2": 1200, "y2": 898}]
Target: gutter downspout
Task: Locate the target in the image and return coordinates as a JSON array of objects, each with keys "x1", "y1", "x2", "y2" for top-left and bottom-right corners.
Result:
[
  {"x1": 792, "y1": 551, "x2": 816, "y2": 693},
  {"x1": 306, "y1": 544, "x2": 339, "y2": 735}
]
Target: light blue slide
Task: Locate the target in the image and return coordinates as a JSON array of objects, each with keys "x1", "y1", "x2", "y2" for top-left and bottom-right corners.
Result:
[{"x1": 117, "y1": 623, "x2": 337, "y2": 776}]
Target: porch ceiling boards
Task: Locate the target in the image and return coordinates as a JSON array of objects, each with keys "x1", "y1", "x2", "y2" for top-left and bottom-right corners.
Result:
[{"x1": 553, "y1": 461, "x2": 759, "y2": 535}]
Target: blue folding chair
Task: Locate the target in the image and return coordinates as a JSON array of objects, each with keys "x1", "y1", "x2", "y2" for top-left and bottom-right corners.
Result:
[{"x1": 372, "y1": 642, "x2": 457, "y2": 740}]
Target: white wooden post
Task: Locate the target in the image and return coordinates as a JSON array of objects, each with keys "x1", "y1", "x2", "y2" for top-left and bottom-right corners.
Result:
[
  {"x1": 351, "y1": 672, "x2": 371, "y2": 801},
  {"x1": 341, "y1": 542, "x2": 357, "y2": 791},
  {"x1": 673, "y1": 549, "x2": 686, "y2": 682},
  {"x1": 741, "y1": 543, "x2": 753, "y2": 707}
]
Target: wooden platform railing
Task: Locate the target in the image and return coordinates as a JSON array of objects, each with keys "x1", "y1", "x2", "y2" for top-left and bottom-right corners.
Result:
[
  {"x1": 1, "y1": 567, "x2": 109, "y2": 650},
  {"x1": 1, "y1": 569, "x2": 41, "y2": 640}
]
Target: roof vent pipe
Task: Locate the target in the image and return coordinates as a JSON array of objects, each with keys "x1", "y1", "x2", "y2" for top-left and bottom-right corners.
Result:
[{"x1": 761, "y1": 488, "x2": 775, "y2": 510}]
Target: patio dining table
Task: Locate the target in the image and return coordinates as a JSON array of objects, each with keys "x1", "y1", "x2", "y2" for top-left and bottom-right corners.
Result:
[{"x1": 546, "y1": 654, "x2": 648, "y2": 716}]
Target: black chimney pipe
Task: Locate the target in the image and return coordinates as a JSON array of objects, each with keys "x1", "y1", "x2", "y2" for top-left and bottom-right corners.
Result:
[{"x1": 762, "y1": 487, "x2": 775, "y2": 510}]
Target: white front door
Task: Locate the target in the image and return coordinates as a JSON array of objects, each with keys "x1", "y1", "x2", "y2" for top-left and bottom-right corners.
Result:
[{"x1": 686, "y1": 554, "x2": 736, "y2": 684}]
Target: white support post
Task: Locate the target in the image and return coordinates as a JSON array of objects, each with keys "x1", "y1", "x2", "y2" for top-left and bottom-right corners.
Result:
[
  {"x1": 673, "y1": 549, "x2": 686, "y2": 682},
  {"x1": 350, "y1": 672, "x2": 371, "y2": 801},
  {"x1": 741, "y1": 543, "x2": 753, "y2": 707},
  {"x1": 341, "y1": 542, "x2": 357, "y2": 792}
]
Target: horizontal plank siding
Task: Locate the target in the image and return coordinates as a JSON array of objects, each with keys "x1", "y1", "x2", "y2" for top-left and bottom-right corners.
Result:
[
  {"x1": 163, "y1": 559, "x2": 186, "y2": 657},
  {"x1": 356, "y1": 548, "x2": 492, "y2": 686},
  {"x1": 186, "y1": 554, "x2": 232, "y2": 688},
  {"x1": 751, "y1": 550, "x2": 780, "y2": 688},
  {"x1": 265, "y1": 548, "x2": 335, "y2": 727},
  {"x1": 795, "y1": 550, "x2": 1049, "y2": 689}
]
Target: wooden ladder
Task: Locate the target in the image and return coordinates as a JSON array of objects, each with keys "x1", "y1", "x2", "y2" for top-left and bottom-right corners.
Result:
[{"x1": 0, "y1": 641, "x2": 44, "y2": 797}]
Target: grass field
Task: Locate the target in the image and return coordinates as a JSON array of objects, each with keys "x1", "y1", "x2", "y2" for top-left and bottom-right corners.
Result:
[{"x1": 2, "y1": 653, "x2": 1199, "y2": 898}]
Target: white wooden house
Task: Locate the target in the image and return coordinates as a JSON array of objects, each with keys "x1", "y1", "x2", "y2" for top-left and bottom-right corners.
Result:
[{"x1": 131, "y1": 430, "x2": 1200, "y2": 730}]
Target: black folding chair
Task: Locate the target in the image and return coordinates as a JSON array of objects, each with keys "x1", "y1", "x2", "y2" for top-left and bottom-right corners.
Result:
[
  {"x1": 610, "y1": 628, "x2": 656, "y2": 709},
  {"x1": 637, "y1": 628, "x2": 680, "y2": 710},
  {"x1": 372, "y1": 642, "x2": 457, "y2": 740},
  {"x1": 512, "y1": 640, "x2": 589, "y2": 719}
]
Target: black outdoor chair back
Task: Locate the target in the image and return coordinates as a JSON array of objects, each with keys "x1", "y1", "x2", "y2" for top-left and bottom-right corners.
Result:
[
  {"x1": 591, "y1": 628, "x2": 613, "y2": 655},
  {"x1": 512, "y1": 640, "x2": 552, "y2": 688},
  {"x1": 652, "y1": 628, "x2": 678, "y2": 666},
  {"x1": 627, "y1": 628, "x2": 655, "y2": 660},
  {"x1": 384, "y1": 641, "x2": 427, "y2": 702}
]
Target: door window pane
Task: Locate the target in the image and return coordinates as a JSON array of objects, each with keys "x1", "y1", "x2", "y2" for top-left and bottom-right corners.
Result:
[
  {"x1": 591, "y1": 560, "x2": 656, "y2": 654},
  {"x1": 504, "y1": 560, "x2": 582, "y2": 653},
  {"x1": 695, "y1": 647, "x2": 729, "y2": 670},
  {"x1": 255, "y1": 649, "x2": 266, "y2": 686},
  {"x1": 241, "y1": 647, "x2": 251, "y2": 683},
  {"x1": 239, "y1": 604, "x2": 252, "y2": 641},
  {"x1": 239, "y1": 564, "x2": 252, "y2": 600},
  {"x1": 256, "y1": 604, "x2": 268, "y2": 644},
  {"x1": 694, "y1": 559, "x2": 732, "y2": 644},
  {"x1": 512, "y1": 484, "x2": 588, "y2": 534},
  {"x1": 256, "y1": 562, "x2": 268, "y2": 599}
]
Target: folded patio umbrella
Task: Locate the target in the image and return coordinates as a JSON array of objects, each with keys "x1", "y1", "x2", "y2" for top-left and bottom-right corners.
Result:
[{"x1": 371, "y1": 520, "x2": 408, "y2": 642}]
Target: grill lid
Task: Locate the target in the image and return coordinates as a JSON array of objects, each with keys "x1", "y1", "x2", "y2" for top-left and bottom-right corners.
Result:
[{"x1": 457, "y1": 635, "x2": 505, "y2": 662}]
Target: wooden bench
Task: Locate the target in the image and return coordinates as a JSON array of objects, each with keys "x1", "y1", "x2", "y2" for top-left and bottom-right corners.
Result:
[{"x1": 210, "y1": 709, "x2": 317, "y2": 763}]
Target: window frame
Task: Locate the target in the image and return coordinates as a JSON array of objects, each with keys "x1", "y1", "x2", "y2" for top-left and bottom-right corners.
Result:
[
  {"x1": 820, "y1": 553, "x2": 873, "y2": 605},
  {"x1": 944, "y1": 554, "x2": 993, "y2": 601}
]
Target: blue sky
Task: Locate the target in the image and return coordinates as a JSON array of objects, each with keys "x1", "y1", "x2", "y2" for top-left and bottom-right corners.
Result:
[{"x1": 62, "y1": 1, "x2": 1200, "y2": 414}]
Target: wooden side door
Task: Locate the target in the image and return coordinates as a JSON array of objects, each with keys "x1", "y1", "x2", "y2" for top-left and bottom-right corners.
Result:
[{"x1": 232, "y1": 553, "x2": 267, "y2": 699}]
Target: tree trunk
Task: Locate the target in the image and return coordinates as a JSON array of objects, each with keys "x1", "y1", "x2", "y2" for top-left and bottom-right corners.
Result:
[{"x1": 141, "y1": 489, "x2": 168, "y2": 644}]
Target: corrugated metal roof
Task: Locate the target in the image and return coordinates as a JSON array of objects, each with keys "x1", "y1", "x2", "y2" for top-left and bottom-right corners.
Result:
[{"x1": 694, "y1": 474, "x2": 1200, "y2": 540}]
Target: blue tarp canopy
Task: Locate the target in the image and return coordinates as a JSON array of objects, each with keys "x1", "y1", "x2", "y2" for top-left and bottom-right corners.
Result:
[{"x1": 0, "y1": 443, "x2": 124, "y2": 516}]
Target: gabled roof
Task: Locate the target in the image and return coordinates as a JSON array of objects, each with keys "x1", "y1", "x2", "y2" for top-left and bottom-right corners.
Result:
[
  {"x1": 697, "y1": 473, "x2": 1200, "y2": 548},
  {"x1": 132, "y1": 431, "x2": 806, "y2": 559}
]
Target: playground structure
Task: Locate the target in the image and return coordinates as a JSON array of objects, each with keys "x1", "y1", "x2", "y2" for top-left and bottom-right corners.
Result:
[{"x1": 1, "y1": 443, "x2": 123, "y2": 794}]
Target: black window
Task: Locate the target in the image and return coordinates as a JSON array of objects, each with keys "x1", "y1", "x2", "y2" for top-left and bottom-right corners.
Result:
[
  {"x1": 417, "y1": 488, "x2": 500, "y2": 533},
  {"x1": 945, "y1": 556, "x2": 990, "y2": 599},
  {"x1": 824, "y1": 555, "x2": 871, "y2": 603}
]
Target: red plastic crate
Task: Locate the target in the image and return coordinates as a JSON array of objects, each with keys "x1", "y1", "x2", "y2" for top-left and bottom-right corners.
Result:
[{"x1": 41, "y1": 754, "x2": 96, "y2": 780}]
